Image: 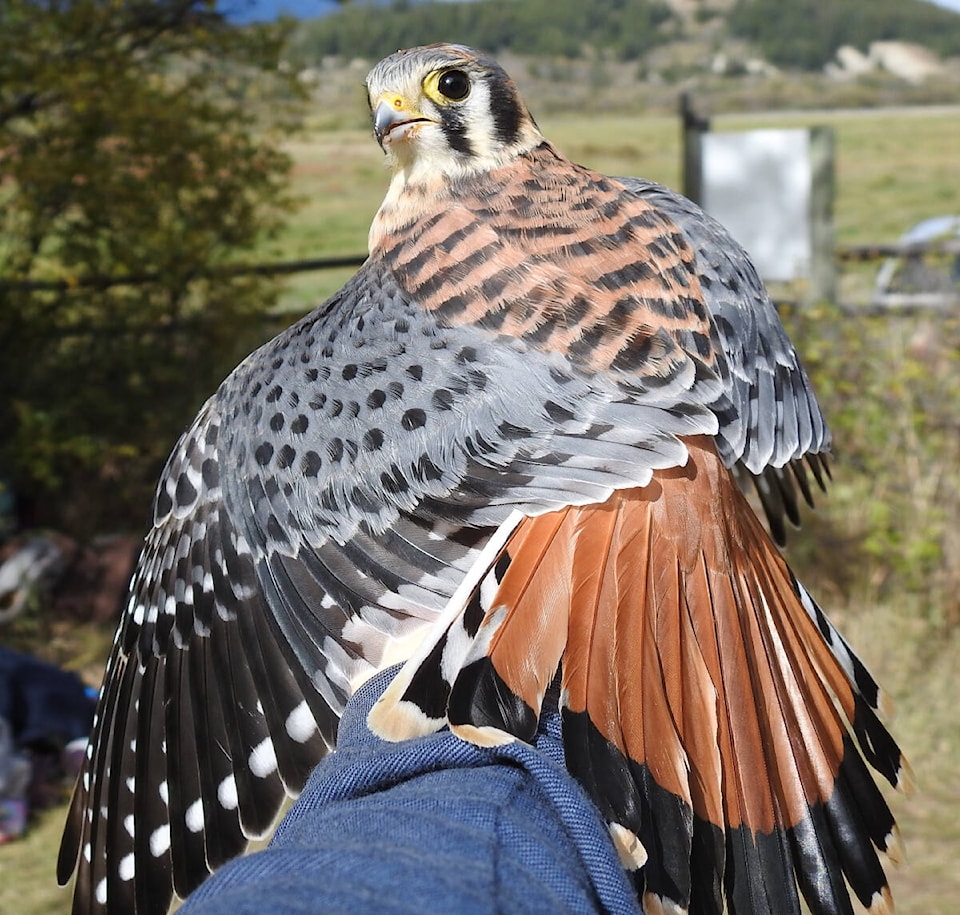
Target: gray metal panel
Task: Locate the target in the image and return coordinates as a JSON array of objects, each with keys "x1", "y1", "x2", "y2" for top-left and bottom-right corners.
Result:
[{"x1": 701, "y1": 129, "x2": 812, "y2": 282}]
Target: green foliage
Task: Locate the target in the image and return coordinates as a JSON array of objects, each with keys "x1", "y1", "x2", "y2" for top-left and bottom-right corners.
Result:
[
  {"x1": 286, "y1": 0, "x2": 674, "y2": 64},
  {"x1": 784, "y1": 306, "x2": 960, "y2": 623},
  {"x1": 729, "y1": 0, "x2": 960, "y2": 70},
  {"x1": 0, "y1": 0, "x2": 306, "y2": 537}
]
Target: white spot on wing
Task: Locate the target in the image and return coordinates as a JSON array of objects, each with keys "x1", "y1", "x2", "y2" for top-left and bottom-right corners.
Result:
[
  {"x1": 95, "y1": 877, "x2": 107, "y2": 905},
  {"x1": 185, "y1": 797, "x2": 204, "y2": 833},
  {"x1": 479, "y1": 572, "x2": 499, "y2": 610},
  {"x1": 119, "y1": 852, "x2": 135, "y2": 881},
  {"x1": 218, "y1": 774, "x2": 238, "y2": 810},
  {"x1": 885, "y1": 824, "x2": 906, "y2": 866},
  {"x1": 150, "y1": 824, "x2": 171, "y2": 857},
  {"x1": 249, "y1": 737, "x2": 278, "y2": 778},
  {"x1": 285, "y1": 701, "x2": 318, "y2": 743},
  {"x1": 450, "y1": 720, "x2": 515, "y2": 748},
  {"x1": 609, "y1": 822, "x2": 648, "y2": 871},
  {"x1": 368, "y1": 695, "x2": 445, "y2": 742}
]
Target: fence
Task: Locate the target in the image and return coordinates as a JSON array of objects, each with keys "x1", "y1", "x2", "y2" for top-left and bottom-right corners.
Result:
[
  {"x1": 3, "y1": 241, "x2": 957, "y2": 312},
  {"x1": 0, "y1": 255, "x2": 368, "y2": 294},
  {"x1": 680, "y1": 98, "x2": 959, "y2": 313}
]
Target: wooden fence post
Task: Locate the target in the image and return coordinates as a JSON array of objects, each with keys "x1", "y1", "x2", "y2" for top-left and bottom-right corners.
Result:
[
  {"x1": 680, "y1": 92, "x2": 709, "y2": 206},
  {"x1": 808, "y1": 125, "x2": 837, "y2": 305}
]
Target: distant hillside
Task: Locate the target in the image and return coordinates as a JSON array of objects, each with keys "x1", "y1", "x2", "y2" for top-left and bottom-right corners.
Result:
[
  {"x1": 287, "y1": 0, "x2": 676, "y2": 64},
  {"x1": 728, "y1": 0, "x2": 960, "y2": 69},
  {"x1": 287, "y1": 0, "x2": 960, "y2": 70}
]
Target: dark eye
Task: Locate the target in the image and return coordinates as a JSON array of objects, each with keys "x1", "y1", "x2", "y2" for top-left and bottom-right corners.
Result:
[{"x1": 437, "y1": 69, "x2": 471, "y2": 101}]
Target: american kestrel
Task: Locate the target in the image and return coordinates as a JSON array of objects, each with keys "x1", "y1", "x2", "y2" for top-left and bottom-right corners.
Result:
[{"x1": 59, "y1": 44, "x2": 909, "y2": 915}]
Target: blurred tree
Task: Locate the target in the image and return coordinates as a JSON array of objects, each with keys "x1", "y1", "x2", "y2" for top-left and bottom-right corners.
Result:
[
  {"x1": 286, "y1": 0, "x2": 673, "y2": 64},
  {"x1": 0, "y1": 0, "x2": 305, "y2": 538},
  {"x1": 729, "y1": 0, "x2": 960, "y2": 70}
]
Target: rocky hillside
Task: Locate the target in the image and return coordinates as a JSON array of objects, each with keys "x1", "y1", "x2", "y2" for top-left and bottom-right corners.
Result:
[{"x1": 287, "y1": 0, "x2": 960, "y2": 119}]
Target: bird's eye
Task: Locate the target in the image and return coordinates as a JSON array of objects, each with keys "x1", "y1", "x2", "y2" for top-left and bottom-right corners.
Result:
[{"x1": 437, "y1": 69, "x2": 471, "y2": 101}]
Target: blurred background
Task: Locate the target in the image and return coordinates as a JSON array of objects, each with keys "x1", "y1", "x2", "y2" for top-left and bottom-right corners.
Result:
[{"x1": 1, "y1": 0, "x2": 958, "y2": 911}]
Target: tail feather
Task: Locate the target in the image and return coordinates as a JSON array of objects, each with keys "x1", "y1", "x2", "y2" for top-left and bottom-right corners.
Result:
[
  {"x1": 370, "y1": 435, "x2": 908, "y2": 915},
  {"x1": 447, "y1": 509, "x2": 573, "y2": 743},
  {"x1": 667, "y1": 489, "x2": 812, "y2": 913},
  {"x1": 566, "y1": 500, "x2": 695, "y2": 896}
]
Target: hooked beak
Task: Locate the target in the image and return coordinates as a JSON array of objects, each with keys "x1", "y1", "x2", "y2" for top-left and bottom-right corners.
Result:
[{"x1": 372, "y1": 97, "x2": 431, "y2": 148}]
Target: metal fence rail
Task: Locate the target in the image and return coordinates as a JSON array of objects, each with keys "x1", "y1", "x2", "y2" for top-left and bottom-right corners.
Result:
[
  {"x1": 837, "y1": 239, "x2": 960, "y2": 261},
  {"x1": 1, "y1": 242, "x2": 957, "y2": 310},
  {"x1": 0, "y1": 255, "x2": 368, "y2": 293}
]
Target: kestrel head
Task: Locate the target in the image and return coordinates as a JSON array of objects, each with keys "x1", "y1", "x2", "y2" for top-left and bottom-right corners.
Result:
[{"x1": 365, "y1": 44, "x2": 544, "y2": 182}]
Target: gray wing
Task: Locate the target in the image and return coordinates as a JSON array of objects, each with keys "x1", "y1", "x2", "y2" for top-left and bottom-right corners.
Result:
[
  {"x1": 621, "y1": 177, "x2": 831, "y2": 543},
  {"x1": 60, "y1": 259, "x2": 723, "y2": 915}
]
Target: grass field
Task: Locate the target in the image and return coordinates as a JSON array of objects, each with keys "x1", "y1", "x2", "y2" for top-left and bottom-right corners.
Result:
[
  {"x1": 4, "y1": 103, "x2": 959, "y2": 914},
  {"x1": 262, "y1": 103, "x2": 959, "y2": 310}
]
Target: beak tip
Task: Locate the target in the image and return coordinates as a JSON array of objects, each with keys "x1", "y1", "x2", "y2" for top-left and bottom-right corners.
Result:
[{"x1": 373, "y1": 100, "x2": 399, "y2": 147}]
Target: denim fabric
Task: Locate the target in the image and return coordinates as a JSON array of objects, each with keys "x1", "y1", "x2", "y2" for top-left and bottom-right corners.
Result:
[{"x1": 181, "y1": 667, "x2": 641, "y2": 915}]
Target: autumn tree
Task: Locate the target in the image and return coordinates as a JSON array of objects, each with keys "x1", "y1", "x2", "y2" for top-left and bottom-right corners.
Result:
[{"x1": 0, "y1": 0, "x2": 305, "y2": 537}]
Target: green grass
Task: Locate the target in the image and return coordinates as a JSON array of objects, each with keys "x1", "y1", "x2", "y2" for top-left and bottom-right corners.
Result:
[
  {"x1": 265, "y1": 104, "x2": 960, "y2": 314},
  {"x1": 262, "y1": 128, "x2": 387, "y2": 309},
  {"x1": 1, "y1": 803, "x2": 77, "y2": 915},
  {"x1": 840, "y1": 600, "x2": 960, "y2": 914},
  {"x1": 9, "y1": 103, "x2": 960, "y2": 914}
]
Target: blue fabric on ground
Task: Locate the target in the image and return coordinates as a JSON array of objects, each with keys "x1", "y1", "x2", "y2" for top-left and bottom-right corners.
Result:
[
  {"x1": 0, "y1": 647, "x2": 95, "y2": 749},
  {"x1": 181, "y1": 666, "x2": 641, "y2": 914}
]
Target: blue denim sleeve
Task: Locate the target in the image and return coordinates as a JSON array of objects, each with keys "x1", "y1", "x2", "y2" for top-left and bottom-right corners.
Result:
[{"x1": 180, "y1": 666, "x2": 641, "y2": 915}]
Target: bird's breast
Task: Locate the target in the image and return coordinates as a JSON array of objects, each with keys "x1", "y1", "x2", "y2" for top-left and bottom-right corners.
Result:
[{"x1": 371, "y1": 146, "x2": 717, "y2": 379}]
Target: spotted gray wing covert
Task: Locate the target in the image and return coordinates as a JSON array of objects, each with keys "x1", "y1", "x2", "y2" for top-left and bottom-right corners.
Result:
[
  {"x1": 621, "y1": 178, "x2": 832, "y2": 543},
  {"x1": 59, "y1": 258, "x2": 723, "y2": 915}
]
